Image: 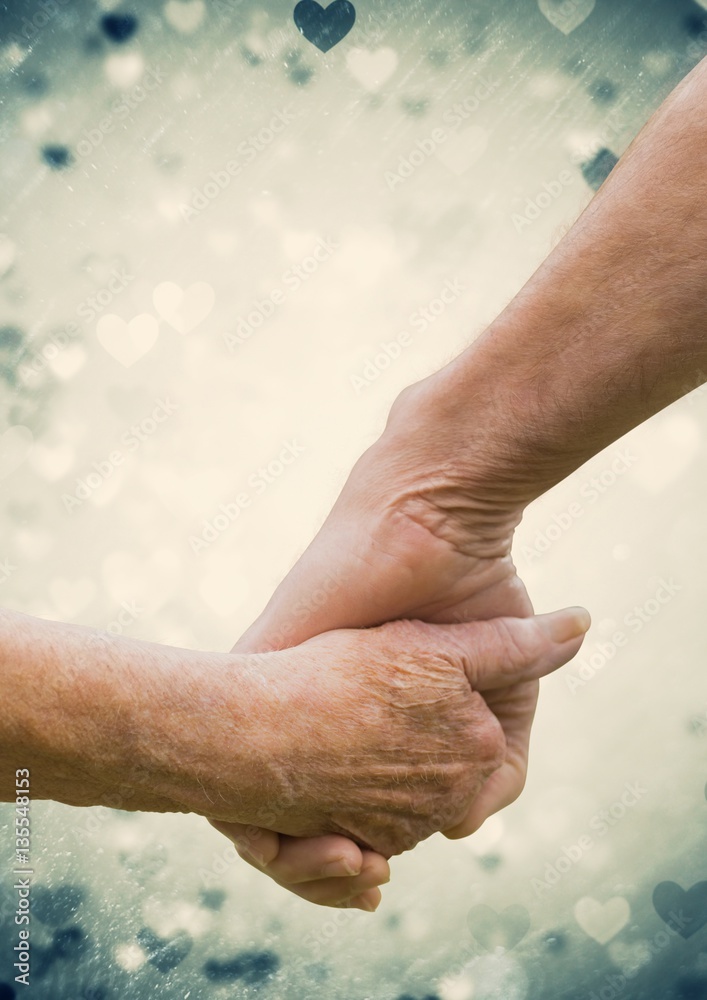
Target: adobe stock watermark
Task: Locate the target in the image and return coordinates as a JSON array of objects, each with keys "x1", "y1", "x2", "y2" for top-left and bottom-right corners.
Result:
[
  {"x1": 4, "y1": 0, "x2": 70, "y2": 50},
  {"x1": 61, "y1": 397, "x2": 178, "y2": 512},
  {"x1": 71, "y1": 785, "x2": 138, "y2": 844},
  {"x1": 224, "y1": 237, "x2": 338, "y2": 349},
  {"x1": 520, "y1": 448, "x2": 637, "y2": 564},
  {"x1": 531, "y1": 780, "x2": 648, "y2": 898},
  {"x1": 267, "y1": 572, "x2": 343, "y2": 650},
  {"x1": 200, "y1": 792, "x2": 298, "y2": 885},
  {"x1": 347, "y1": 3, "x2": 395, "y2": 49},
  {"x1": 587, "y1": 912, "x2": 694, "y2": 1000},
  {"x1": 512, "y1": 168, "x2": 576, "y2": 234},
  {"x1": 76, "y1": 67, "x2": 165, "y2": 158},
  {"x1": 212, "y1": 0, "x2": 247, "y2": 20},
  {"x1": 569, "y1": 108, "x2": 625, "y2": 169},
  {"x1": 300, "y1": 908, "x2": 360, "y2": 960},
  {"x1": 565, "y1": 577, "x2": 681, "y2": 693},
  {"x1": 384, "y1": 78, "x2": 500, "y2": 190},
  {"x1": 189, "y1": 439, "x2": 306, "y2": 553},
  {"x1": 104, "y1": 599, "x2": 142, "y2": 636},
  {"x1": 350, "y1": 276, "x2": 465, "y2": 392},
  {"x1": 513, "y1": 109, "x2": 625, "y2": 233},
  {"x1": 179, "y1": 107, "x2": 296, "y2": 222}
]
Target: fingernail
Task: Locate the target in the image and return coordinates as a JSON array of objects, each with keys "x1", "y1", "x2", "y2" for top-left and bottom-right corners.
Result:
[
  {"x1": 349, "y1": 894, "x2": 377, "y2": 912},
  {"x1": 237, "y1": 844, "x2": 266, "y2": 865},
  {"x1": 541, "y1": 607, "x2": 591, "y2": 643},
  {"x1": 321, "y1": 859, "x2": 361, "y2": 878}
]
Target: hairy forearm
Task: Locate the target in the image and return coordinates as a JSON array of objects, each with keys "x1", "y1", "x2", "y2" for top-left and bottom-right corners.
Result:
[
  {"x1": 0, "y1": 610, "x2": 129, "y2": 804},
  {"x1": 0, "y1": 609, "x2": 270, "y2": 816},
  {"x1": 423, "y1": 55, "x2": 707, "y2": 506}
]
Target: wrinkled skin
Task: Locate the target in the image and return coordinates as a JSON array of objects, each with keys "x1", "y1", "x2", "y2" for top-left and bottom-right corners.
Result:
[{"x1": 211, "y1": 383, "x2": 587, "y2": 909}]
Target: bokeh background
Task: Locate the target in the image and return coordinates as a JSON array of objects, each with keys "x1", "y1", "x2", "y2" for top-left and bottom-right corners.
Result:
[{"x1": 0, "y1": 0, "x2": 706, "y2": 996}]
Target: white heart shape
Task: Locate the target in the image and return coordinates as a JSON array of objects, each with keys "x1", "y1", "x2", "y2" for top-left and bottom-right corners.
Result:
[
  {"x1": 538, "y1": 0, "x2": 596, "y2": 35},
  {"x1": 574, "y1": 896, "x2": 630, "y2": 944},
  {"x1": 0, "y1": 425, "x2": 33, "y2": 479},
  {"x1": 96, "y1": 314, "x2": 159, "y2": 367},
  {"x1": 15, "y1": 528, "x2": 54, "y2": 561},
  {"x1": 153, "y1": 281, "x2": 215, "y2": 334},
  {"x1": 48, "y1": 344, "x2": 87, "y2": 381},
  {"x1": 49, "y1": 577, "x2": 96, "y2": 618},
  {"x1": 607, "y1": 939, "x2": 652, "y2": 975},
  {"x1": 164, "y1": 0, "x2": 205, "y2": 34},
  {"x1": 104, "y1": 53, "x2": 145, "y2": 89},
  {"x1": 436, "y1": 125, "x2": 488, "y2": 176},
  {"x1": 28, "y1": 442, "x2": 75, "y2": 482},
  {"x1": 346, "y1": 47, "x2": 398, "y2": 91}
]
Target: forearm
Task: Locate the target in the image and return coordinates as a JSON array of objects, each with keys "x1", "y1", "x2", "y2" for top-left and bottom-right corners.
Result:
[
  {"x1": 419, "y1": 55, "x2": 707, "y2": 507},
  {"x1": 0, "y1": 610, "x2": 129, "y2": 804},
  {"x1": 0, "y1": 609, "x2": 271, "y2": 817}
]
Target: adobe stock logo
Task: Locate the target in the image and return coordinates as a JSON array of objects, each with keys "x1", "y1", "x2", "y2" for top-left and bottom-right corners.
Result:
[
  {"x1": 350, "y1": 277, "x2": 465, "y2": 392},
  {"x1": 512, "y1": 170, "x2": 575, "y2": 233}
]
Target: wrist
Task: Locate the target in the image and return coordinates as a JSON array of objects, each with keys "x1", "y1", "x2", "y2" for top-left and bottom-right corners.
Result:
[
  {"x1": 389, "y1": 291, "x2": 591, "y2": 513},
  {"x1": 0, "y1": 610, "x2": 280, "y2": 822},
  {"x1": 377, "y1": 361, "x2": 531, "y2": 552},
  {"x1": 131, "y1": 647, "x2": 292, "y2": 825}
]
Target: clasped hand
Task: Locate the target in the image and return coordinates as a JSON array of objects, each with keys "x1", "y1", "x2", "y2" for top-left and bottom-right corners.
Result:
[{"x1": 210, "y1": 383, "x2": 590, "y2": 910}]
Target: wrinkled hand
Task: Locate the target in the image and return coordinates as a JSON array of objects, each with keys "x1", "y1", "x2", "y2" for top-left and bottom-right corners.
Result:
[
  {"x1": 213, "y1": 611, "x2": 588, "y2": 908},
  {"x1": 213, "y1": 382, "x2": 589, "y2": 908}
]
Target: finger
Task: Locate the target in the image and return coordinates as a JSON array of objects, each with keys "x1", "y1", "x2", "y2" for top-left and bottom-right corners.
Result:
[
  {"x1": 208, "y1": 820, "x2": 280, "y2": 866},
  {"x1": 231, "y1": 523, "x2": 380, "y2": 653},
  {"x1": 211, "y1": 822, "x2": 390, "y2": 889},
  {"x1": 444, "y1": 680, "x2": 538, "y2": 839},
  {"x1": 278, "y1": 852, "x2": 389, "y2": 909},
  {"x1": 342, "y1": 888, "x2": 382, "y2": 912},
  {"x1": 425, "y1": 569, "x2": 535, "y2": 626},
  {"x1": 245, "y1": 834, "x2": 369, "y2": 885},
  {"x1": 447, "y1": 606, "x2": 591, "y2": 690},
  {"x1": 443, "y1": 759, "x2": 526, "y2": 839}
]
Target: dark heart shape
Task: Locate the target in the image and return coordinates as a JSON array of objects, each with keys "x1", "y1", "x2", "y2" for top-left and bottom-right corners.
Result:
[
  {"x1": 467, "y1": 904, "x2": 531, "y2": 952},
  {"x1": 294, "y1": 1, "x2": 356, "y2": 52},
  {"x1": 653, "y1": 881, "x2": 707, "y2": 939},
  {"x1": 33, "y1": 885, "x2": 85, "y2": 927},
  {"x1": 137, "y1": 928, "x2": 193, "y2": 973},
  {"x1": 203, "y1": 949, "x2": 280, "y2": 984},
  {"x1": 52, "y1": 926, "x2": 89, "y2": 961},
  {"x1": 100, "y1": 13, "x2": 138, "y2": 44}
]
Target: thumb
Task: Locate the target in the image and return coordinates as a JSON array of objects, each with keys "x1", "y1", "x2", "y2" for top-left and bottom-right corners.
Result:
[{"x1": 444, "y1": 606, "x2": 591, "y2": 691}]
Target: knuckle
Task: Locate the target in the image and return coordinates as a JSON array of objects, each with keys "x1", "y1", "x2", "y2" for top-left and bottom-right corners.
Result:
[
  {"x1": 371, "y1": 826, "x2": 418, "y2": 857},
  {"x1": 465, "y1": 697, "x2": 506, "y2": 763},
  {"x1": 495, "y1": 618, "x2": 533, "y2": 671},
  {"x1": 505, "y1": 776, "x2": 525, "y2": 808},
  {"x1": 435, "y1": 785, "x2": 470, "y2": 831},
  {"x1": 502, "y1": 761, "x2": 527, "y2": 807},
  {"x1": 376, "y1": 617, "x2": 437, "y2": 652},
  {"x1": 268, "y1": 857, "x2": 303, "y2": 885}
]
